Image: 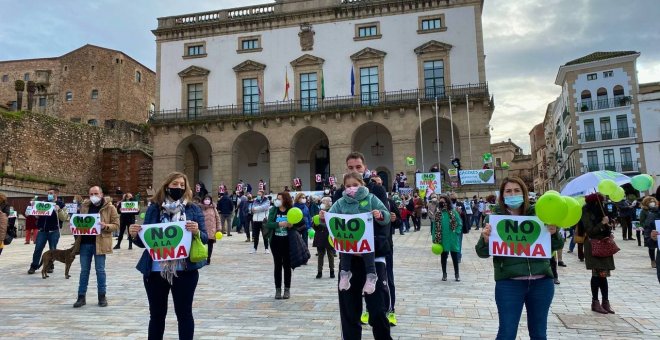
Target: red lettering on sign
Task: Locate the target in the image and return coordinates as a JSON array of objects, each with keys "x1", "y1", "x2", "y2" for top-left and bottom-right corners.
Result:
[{"x1": 531, "y1": 244, "x2": 546, "y2": 257}]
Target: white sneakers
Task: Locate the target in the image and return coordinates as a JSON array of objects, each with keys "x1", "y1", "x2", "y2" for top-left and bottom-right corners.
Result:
[
  {"x1": 339, "y1": 270, "x2": 352, "y2": 291},
  {"x1": 363, "y1": 273, "x2": 378, "y2": 295},
  {"x1": 264, "y1": 249, "x2": 270, "y2": 254}
]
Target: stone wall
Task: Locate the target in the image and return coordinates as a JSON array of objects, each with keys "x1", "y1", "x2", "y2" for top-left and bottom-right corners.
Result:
[
  {"x1": 101, "y1": 148, "x2": 153, "y2": 201},
  {"x1": 0, "y1": 111, "x2": 151, "y2": 196}
]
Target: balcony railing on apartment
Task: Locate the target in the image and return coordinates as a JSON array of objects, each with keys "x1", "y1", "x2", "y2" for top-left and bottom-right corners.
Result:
[
  {"x1": 562, "y1": 108, "x2": 570, "y2": 121},
  {"x1": 578, "y1": 128, "x2": 636, "y2": 143},
  {"x1": 150, "y1": 83, "x2": 489, "y2": 123},
  {"x1": 583, "y1": 161, "x2": 640, "y2": 174},
  {"x1": 577, "y1": 96, "x2": 631, "y2": 112}
]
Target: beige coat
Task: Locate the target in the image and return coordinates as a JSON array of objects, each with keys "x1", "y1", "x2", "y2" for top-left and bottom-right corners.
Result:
[{"x1": 74, "y1": 197, "x2": 119, "y2": 255}]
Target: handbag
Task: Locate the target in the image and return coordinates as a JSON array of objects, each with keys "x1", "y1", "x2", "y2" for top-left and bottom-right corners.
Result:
[
  {"x1": 591, "y1": 235, "x2": 620, "y2": 257},
  {"x1": 573, "y1": 235, "x2": 585, "y2": 243},
  {"x1": 289, "y1": 230, "x2": 311, "y2": 269},
  {"x1": 190, "y1": 233, "x2": 208, "y2": 263}
]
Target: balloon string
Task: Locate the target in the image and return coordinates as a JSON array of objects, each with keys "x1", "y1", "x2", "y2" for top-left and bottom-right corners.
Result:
[{"x1": 594, "y1": 187, "x2": 606, "y2": 216}]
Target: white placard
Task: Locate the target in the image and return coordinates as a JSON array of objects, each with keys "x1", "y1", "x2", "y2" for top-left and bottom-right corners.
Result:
[
  {"x1": 138, "y1": 222, "x2": 192, "y2": 262},
  {"x1": 69, "y1": 214, "x2": 102, "y2": 235},
  {"x1": 488, "y1": 215, "x2": 551, "y2": 258},
  {"x1": 325, "y1": 212, "x2": 375, "y2": 254}
]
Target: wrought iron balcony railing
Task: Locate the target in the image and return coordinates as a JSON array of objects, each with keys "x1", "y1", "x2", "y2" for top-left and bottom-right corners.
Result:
[
  {"x1": 582, "y1": 161, "x2": 640, "y2": 173},
  {"x1": 578, "y1": 128, "x2": 635, "y2": 143},
  {"x1": 577, "y1": 96, "x2": 631, "y2": 112},
  {"x1": 150, "y1": 83, "x2": 489, "y2": 124}
]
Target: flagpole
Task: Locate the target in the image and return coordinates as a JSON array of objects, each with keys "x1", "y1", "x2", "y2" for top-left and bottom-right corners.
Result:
[
  {"x1": 418, "y1": 98, "x2": 425, "y2": 172},
  {"x1": 434, "y1": 96, "x2": 441, "y2": 171},
  {"x1": 449, "y1": 95, "x2": 455, "y2": 158},
  {"x1": 466, "y1": 94, "x2": 472, "y2": 169}
]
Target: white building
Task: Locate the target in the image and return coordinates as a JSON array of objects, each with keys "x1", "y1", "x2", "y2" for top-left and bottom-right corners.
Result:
[{"x1": 638, "y1": 82, "x2": 660, "y2": 191}]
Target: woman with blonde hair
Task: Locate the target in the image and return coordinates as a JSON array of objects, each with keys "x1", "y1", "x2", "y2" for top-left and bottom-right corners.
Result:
[{"x1": 129, "y1": 172, "x2": 207, "y2": 340}]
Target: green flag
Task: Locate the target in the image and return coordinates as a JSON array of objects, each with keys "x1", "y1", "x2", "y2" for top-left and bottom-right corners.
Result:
[{"x1": 406, "y1": 157, "x2": 416, "y2": 166}]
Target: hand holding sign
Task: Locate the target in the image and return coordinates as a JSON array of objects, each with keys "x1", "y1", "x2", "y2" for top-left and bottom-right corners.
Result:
[
  {"x1": 481, "y1": 223, "x2": 492, "y2": 243},
  {"x1": 129, "y1": 224, "x2": 142, "y2": 238},
  {"x1": 372, "y1": 210, "x2": 382, "y2": 220}
]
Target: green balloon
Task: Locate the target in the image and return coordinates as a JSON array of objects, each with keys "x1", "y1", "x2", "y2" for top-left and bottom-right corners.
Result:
[
  {"x1": 642, "y1": 174, "x2": 654, "y2": 189},
  {"x1": 308, "y1": 229, "x2": 315, "y2": 239},
  {"x1": 431, "y1": 243, "x2": 443, "y2": 255},
  {"x1": 536, "y1": 192, "x2": 568, "y2": 225},
  {"x1": 139, "y1": 212, "x2": 146, "y2": 219},
  {"x1": 575, "y1": 196, "x2": 586, "y2": 206},
  {"x1": 287, "y1": 207, "x2": 303, "y2": 224},
  {"x1": 545, "y1": 190, "x2": 560, "y2": 196},
  {"x1": 631, "y1": 174, "x2": 653, "y2": 191},
  {"x1": 597, "y1": 179, "x2": 618, "y2": 196},
  {"x1": 313, "y1": 214, "x2": 320, "y2": 226},
  {"x1": 556, "y1": 196, "x2": 582, "y2": 228},
  {"x1": 610, "y1": 187, "x2": 625, "y2": 202}
]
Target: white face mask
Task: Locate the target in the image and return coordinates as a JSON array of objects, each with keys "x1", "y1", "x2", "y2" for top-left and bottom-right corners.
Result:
[
  {"x1": 300, "y1": 198, "x2": 307, "y2": 204},
  {"x1": 651, "y1": 202, "x2": 657, "y2": 208},
  {"x1": 320, "y1": 203, "x2": 327, "y2": 210},
  {"x1": 90, "y1": 196, "x2": 102, "y2": 205},
  {"x1": 274, "y1": 200, "x2": 282, "y2": 208},
  {"x1": 324, "y1": 189, "x2": 330, "y2": 194},
  {"x1": 203, "y1": 200, "x2": 211, "y2": 205}
]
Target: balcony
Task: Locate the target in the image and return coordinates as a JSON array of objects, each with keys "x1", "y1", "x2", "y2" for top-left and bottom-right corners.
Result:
[
  {"x1": 582, "y1": 162, "x2": 640, "y2": 174},
  {"x1": 578, "y1": 128, "x2": 636, "y2": 143},
  {"x1": 150, "y1": 83, "x2": 490, "y2": 124},
  {"x1": 577, "y1": 96, "x2": 631, "y2": 112},
  {"x1": 562, "y1": 108, "x2": 570, "y2": 121}
]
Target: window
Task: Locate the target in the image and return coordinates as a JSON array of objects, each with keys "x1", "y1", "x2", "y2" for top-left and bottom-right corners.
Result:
[
  {"x1": 188, "y1": 45, "x2": 204, "y2": 56},
  {"x1": 496, "y1": 158, "x2": 502, "y2": 167},
  {"x1": 135, "y1": 71, "x2": 141, "y2": 83},
  {"x1": 587, "y1": 73, "x2": 597, "y2": 81},
  {"x1": 184, "y1": 41, "x2": 207, "y2": 58},
  {"x1": 587, "y1": 151, "x2": 599, "y2": 172},
  {"x1": 583, "y1": 119, "x2": 595, "y2": 142},
  {"x1": 620, "y1": 148, "x2": 632, "y2": 171},
  {"x1": 615, "y1": 115, "x2": 629, "y2": 138},
  {"x1": 422, "y1": 19, "x2": 442, "y2": 30},
  {"x1": 596, "y1": 88, "x2": 608, "y2": 109},
  {"x1": 87, "y1": 119, "x2": 98, "y2": 126},
  {"x1": 65, "y1": 91, "x2": 73, "y2": 102},
  {"x1": 64, "y1": 66, "x2": 68, "y2": 71},
  {"x1": 238, "y1": 36, "x2": 262, "y2": 53},
  {"x1": 91, "y1": 90, "x2": 98, "y2": 99},
  {"x1": 300, "y1": 72, "x2": 318, "y2": 111},
  {"x1": 354, "y1": 22, "x2": 381, "y2": 41},
  {"x1": 603, "y1": 70, "x2": 613, "y2": 78},
  {"x1": 1, "y1": 75, "x2": 8, "y2": 82},
  {"x1": 603, "y1": 149, "x2": 615, "y2": 171},
  {"x1": 187, "y1": 83, "x2": 203, "y2": 116},
  {"x1": 418, "y1": 14, "x2": 447, "y2": 33},
  {"x1": 243, "y1": 39, "x2": 258, "y2": 50},
  {"x1": 242, "y1": 78, "x2": 260, "y2": 114},
  {"x1": 24, "y1": 73, "x2": 30, "y2": 81},
  {"x1": 613, "y1": 85, "x2": 626, "y2": 106},
  {"x1": 360, "y1": 66, "x2": 379, "y2": 105},
  {"x1": 423, "y1": 60, "x2": 445, "y2": 98},
  {"x1": 580, "y1": 90, "x2": 592, "y2": 111},
  {"x1": 600, "y1": 117, "x2": 611, "y2": 140},
  {"x1": 38, "y1": 97, "x2": 47, "y2": 107}
]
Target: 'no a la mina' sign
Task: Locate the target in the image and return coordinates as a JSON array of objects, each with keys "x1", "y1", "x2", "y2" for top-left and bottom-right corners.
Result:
[
  {"x1": 325, "y1": 212, "x2": 374, "y2": 254},
  {"x1": 488, "y1": 215, "x2": 551, "y2": 258},
  {"x1": 138, "y1": 222, "x2": 192, "y2": 261},
  {"x1": 69, "y1": 214, "x2": 102, "y2": 235}
]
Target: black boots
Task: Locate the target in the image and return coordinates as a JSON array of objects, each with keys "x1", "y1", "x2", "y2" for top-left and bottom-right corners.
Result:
[
  {"x1": 73, "y1": 295, "x2": 86, "y2": 308},
  {"x1": 283, "y1": 288, "x2": 290, "y2": 299},
  {"x1": 98, "y1": 294, "x2": 108, "y2": 307},
  {"x1": 316, "y1": 271, "x2": 322, "y2": 279},
  {"x1": 275, "y1": 288, "x2": 282, "y2": 299},
  {"x1": 330, "y1": 270, "x2": 335, "y2": 278}
]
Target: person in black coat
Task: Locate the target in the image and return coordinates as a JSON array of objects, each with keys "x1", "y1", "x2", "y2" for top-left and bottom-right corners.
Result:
[
  {"x1": 114, "y1": 193, "x2": 139, "y2": 249},
  {"x1": 217, "y1": 193, "x2": 234, "y2": 236}
]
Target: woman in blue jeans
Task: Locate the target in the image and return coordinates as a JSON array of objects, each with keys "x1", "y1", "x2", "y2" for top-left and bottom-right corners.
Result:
[
  {"x1": 129, "y1": 171, "x2": 208, "y2": 340},
  {"x1": 475, "y1": 177, "x2": 564, "y2": 340}
]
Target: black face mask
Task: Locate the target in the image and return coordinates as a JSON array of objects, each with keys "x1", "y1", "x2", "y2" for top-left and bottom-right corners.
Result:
[
  {"x1": 438, "y1": 201, "x2": 447, "y2": 209},
  {"x1": 451, "y1": 198, "x2": 457, "y2": 203},
  {"x1": 166, "y1": 188, "x2": 185, "y2": 201}
]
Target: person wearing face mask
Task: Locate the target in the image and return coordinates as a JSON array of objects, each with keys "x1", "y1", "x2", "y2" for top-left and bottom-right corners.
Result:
[
  {"x1": 641, "y1": 196, "x2": 659, "y2": 269},
  {"x1": 432, "y1": 194, "x2": 463, "y2": 281},
  {"x1": 475, "y1": 177, "x2": 563, "y2": 339},
  {"x1": 129, "y1": 172, "x2": 207, "y2": 340},
  {"x1": 313, "y1": 196, "x2": 335, "y2": 279},
  {"x1": 71, "y1": 186, "x2": 119, "y2": 308},
  {"x1": 28, "y1": 187, "x2": 68, "y2": 275},
  {"x1": 294, "y1": 193, "x2": 312, "y2": 254},
  {"x1": 199, "y1": 195, "x2": 220, "y2": 264},
  {"x1": 250, "y1": 190, "x2": 271, "y2": 254},
  {"x1": 114, "y1": 193, "x2": 139, "y2": 250}
]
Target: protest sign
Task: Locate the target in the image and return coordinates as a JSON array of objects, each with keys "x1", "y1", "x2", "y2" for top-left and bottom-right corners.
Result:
[
  {"x1": 488, "y1": 215, "x2": 551, "y2": 258},
  {"x1": 459, "y1": 169, "x2": 496, "y2": 185},
  {"x1": 315, "y1": 174, "x2": 322, "y2": 183},
  {"x1": 138, "y1": 222, "x2": 192, "y2": 262},
  {"x1": 329, "y1": 176, "x2": 336, "y2": 186},
  {"x1": 8, "y1": 210, "x2": 17, "y2": 219},
  {"x1": 415, "y1": 172, "x2": 442, "y2": 195},
  {"x1": 656, "y1": 221, "x2": 660, "y2": 249},
  {"x1": 120, "y1": 201, "x2": 140, "y2": 213},
  {"x1": 325, "y1": 212, "x2": 374, "y2": 254},
  {"x1": 65, "y1": 203, "x2": 78, "y2": 214},
  {"x1": 69, "y1": 214, "x2": 102, "y2": 235},
  {"x1": 30, "y1": 201, "x2": 55, "y2": 217},
  {"x1": 448, "y1": 169, "x2": 459, "y2": 188}
]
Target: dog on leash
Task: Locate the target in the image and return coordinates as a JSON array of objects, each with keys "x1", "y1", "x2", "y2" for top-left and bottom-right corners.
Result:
[{"x1": 38, "y1": 245, "x2": 77, "y2": 279}]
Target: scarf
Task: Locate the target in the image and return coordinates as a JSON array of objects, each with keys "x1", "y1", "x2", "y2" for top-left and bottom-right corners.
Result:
[
  {"x1": 159, "y1": 199, "x2": 187, "y2": 284},
  {"x1": 433, "y1": 207, "x2": 458, "y2": 244}
]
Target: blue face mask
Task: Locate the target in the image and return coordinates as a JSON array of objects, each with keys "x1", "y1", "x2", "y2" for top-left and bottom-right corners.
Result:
[
  {"x1": 47, "y1": 194, "x2": 55, "y2": 202},
  {"x1": 504, "y1": 195, "x2": 524, "y2": 209}
]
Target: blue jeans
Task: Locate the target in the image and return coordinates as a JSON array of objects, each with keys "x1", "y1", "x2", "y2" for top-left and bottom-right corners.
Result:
[
  {"x1": 471, "y1": 213, "x2": 481, "y2": 228},
  {"x1": 78, "y1": 243, "x2": 107, "y2": 295},
  {"x1": 30, "y1": 230, "x2": 60, "y2": 269},
  {"x1": 495, "y1": 278, "x2": 554, "y2": 340}
]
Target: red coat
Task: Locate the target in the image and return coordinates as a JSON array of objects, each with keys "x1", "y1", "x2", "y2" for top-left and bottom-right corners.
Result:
[
  {"x1": 25, "y1": 215, "x2": 38, "y2": 230},
  {"x1": 399, "y1": 207, "x2": 410, "y2": 219}
]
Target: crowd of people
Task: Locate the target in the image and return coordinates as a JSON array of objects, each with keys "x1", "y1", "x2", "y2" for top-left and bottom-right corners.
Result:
[{"x1": 1, "y1": 150, "x2": 659, "y2": 340}]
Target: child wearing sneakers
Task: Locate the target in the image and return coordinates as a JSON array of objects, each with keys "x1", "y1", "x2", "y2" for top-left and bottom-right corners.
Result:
[{"x1": 325, "y1": 172, "x2": 391, "y2": 295}]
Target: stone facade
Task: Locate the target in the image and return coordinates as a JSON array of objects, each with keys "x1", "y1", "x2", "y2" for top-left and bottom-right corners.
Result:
[
  {"x1": 529, "y1": 122, "x2": 548, "y2": 193},
  {"x1": 490, "y1": 139, "x2": 534, "y2": 191},
  {"x1": 0, "y1": 44, "x2": 155, "y2": 126}
]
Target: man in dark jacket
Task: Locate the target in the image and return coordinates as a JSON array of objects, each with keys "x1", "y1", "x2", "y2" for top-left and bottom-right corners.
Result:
[
  {"x1": 28, "y1": 188, "x2": 67, "y2": 274},
  {"x1": 217, "y1": 193, "x2": 234, "y2": 236},
  {"x1": 376, "y1": 175, "x2": 402, "y2": 326},
  {"x1": 114, "y1": 193, "x2": 139, "y2": 249}
]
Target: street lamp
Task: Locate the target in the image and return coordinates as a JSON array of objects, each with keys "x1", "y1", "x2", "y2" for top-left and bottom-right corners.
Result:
[
  {"x1": 432, "y1": 138, "x2": 442, "y2": 152},
  {"x1": 371, "y1": 127, "x2": 384, "y2": 157}
]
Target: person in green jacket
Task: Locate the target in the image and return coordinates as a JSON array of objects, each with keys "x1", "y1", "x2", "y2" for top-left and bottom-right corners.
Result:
[
  {"x1": 431, "y1": 194, "x2": 462, "y2": 281},
  {"x1": 475, "y1": 177, "x2": 563, "y2": 340}
]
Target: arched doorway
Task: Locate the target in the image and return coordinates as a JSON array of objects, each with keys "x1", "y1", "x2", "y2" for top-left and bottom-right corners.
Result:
[
  {"x1": 176, "y1": 135, "x2": 213, "y2": 190},
  {"x1": 415, "y1": 117, "x2": 460, "y2": 173},
  {"x1": 376, "y1": 169, "x2": 390, "y2": 192},
  {"x1": 351, "y1": 122, "x2": 393, "y2": 177},
  {"x1": 232, "y1": 131, "x2": 270, "y2": 192},
  {"x1": 291, "y1": 127, "x2": 330, "y2": 190}
]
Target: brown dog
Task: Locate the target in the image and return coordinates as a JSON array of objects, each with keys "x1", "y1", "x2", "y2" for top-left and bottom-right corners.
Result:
[{"x1": 39, "y1": 245, "x2": 77, "y2": 279}]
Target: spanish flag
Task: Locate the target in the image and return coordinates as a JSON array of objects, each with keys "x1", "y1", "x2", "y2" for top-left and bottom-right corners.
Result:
[{"x1": 283, "y1": 68, "x2": 290, "y2": 101}]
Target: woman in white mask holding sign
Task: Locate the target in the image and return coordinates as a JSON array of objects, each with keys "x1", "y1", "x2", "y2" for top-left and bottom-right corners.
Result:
[
  {"x1": 129, "y1": 172, "x2": 207, "y2": 340},
  {"x1": 475, "y1": 177, "x2": 563, "y2": 340}
]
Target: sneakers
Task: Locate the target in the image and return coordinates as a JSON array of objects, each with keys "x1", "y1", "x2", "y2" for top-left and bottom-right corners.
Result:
[
  {"x1": 387, "y1": 312, "x2": 398, "y2": 326},
  {"x1": 338, "y1": 270, "x2": 352, "y2": 291},
  {"x1": 362, "y1": 273, "x2": 377, "y2": 295},
  {"x1": 264, "y1": 249, "x2": 270, "y2": 254},
  {"x1": 27, "y1": 267, "x2": 36, "y2": 275},
  {"x1": 360, "y1": 311, "x2": 369, "y2": 324},
  {"x1": 249, "y1": 248, "x2": 256, "y2": 254}
]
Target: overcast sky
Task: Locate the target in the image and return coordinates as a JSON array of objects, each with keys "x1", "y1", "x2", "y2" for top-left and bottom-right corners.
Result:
[{"x1": 2, "y1": 0, "x2": 659, "y2": 153}]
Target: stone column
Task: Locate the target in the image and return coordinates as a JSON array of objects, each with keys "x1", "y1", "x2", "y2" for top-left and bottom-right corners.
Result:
[
  {"x1": 391, "y1": 137, "x2": 416, "y2": 180},
  {"x1": 212, "y1": 150, "x2": 232, "y2": 195},
  {"x1": 329, "y1": 142, "x2": 352, "y2": 180},
  {"x1": 152, "y1": 154, "x2": 179, "y2": 188},
  {"x1": 269, "y1": 147, "x2": 293, "y2": 193}
]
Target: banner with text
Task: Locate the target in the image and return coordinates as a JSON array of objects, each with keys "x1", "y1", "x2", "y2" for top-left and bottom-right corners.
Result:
[
  {"x1": 138, "y1": 222, "x2": 192, "y2": 262},
  {"x1": 65, "y1": 203, "x2": 78, "y2": 214},
  {"x1": 120, "y1": 201, "x2": 140, "y2": 213},
  {"x1": 325, "y1": 212, "x2": 374, "y2": 254},
  {"x1": 415, "y1": 172, "x2": 442, "y2": 195},
  {"x1": 30, "y1": 201, "x2": 55, "y2": 217},
  {"x1": 488, "y1": 215, "x2": 551, "y2": 258},
  {"x1": 459, "y1": 169, "x2": 495, "y2": 185},
  {"x1": 69, "y1": 214, "x2": 102, "y2": 235}
]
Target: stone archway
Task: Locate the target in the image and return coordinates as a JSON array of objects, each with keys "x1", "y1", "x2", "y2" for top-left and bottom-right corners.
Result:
[
  {"x1": 291, "y1": 127, "x2": 330, "y2": 190},
  {"x1": 232, "y1": 131, "x2": 270, "y2": 192},
  {"x1": 415, "y1": 117, "x2": 460, "y2": 173},
  {"x1": 351, "y1": 122, "x2": 393, "y2": 175},
  {"x1": 175, "y1": 135, "x2": 213, "y2": 190}
]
